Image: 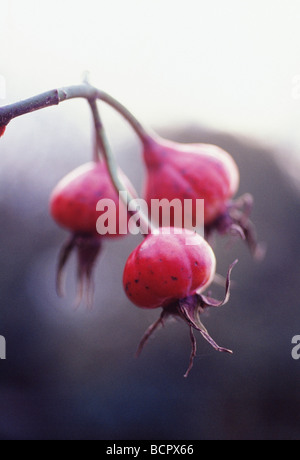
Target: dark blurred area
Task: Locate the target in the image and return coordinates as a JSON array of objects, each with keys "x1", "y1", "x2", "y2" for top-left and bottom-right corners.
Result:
[{"x1": 0, "y1": 119, "x2": 300, "y2": 440}]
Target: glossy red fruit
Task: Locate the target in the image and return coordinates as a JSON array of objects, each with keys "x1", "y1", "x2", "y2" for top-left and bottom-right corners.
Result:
[
  {"x1": 0, "y1": 125, "x2": 6, "y2": 137},
  {"x1": 143, "y1": 135, "x2": 261, "y2": 257},
  {"x1": 123, "y1": 228, "x2": 216, "y2": 309},
  {"x1": 143, "y1": 137, "x2": 239, "y2": 225},
  {"x1": 50, "y1": 160, "x2": 134, "y2": 307},
  {"x1": 50, "y1": 161, "x2": 133, "y2": 237},
  {"x1": 123, "y1": 227, "x2": 237, "y2": 377}
]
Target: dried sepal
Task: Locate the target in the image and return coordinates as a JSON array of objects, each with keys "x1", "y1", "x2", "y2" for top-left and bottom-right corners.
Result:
[
  {"x1": 136, "y1": 260, "x2": 237, "y2": 377},
  {"x1": 56, "y1": 233, "x2": 102, "y2": 309},
  {"x1": 206, "y1": 193, "x2": 265, "y2": 260},
  {"x1": 136, "y1": 314, "x2": 166, "y2": 358}
]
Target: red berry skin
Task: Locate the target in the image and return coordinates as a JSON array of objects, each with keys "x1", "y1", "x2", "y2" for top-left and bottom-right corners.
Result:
[
  {"x1": 123, "y1": 228, "x2": 216, "y2": 309},
  {"x1": 143, "y1": 137, "x2": 240, "y2": 226},
  {"x1": 0, "y1": 125, "x2": 6, "y2": 137},
  {"x1": 50, "y1": 161, "x2": 133, "y2": 237}
]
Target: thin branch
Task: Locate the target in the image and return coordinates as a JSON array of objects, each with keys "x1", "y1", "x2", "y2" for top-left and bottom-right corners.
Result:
[
  {"x1": 0, "y1": 84, "x2": 152, "y2": 145},
  {"x1": 0, "y1": 85, "x2": 97, "y2": 125},
  {"x1": 0, "y1": 89, "x2": 60, "y2": 125}
]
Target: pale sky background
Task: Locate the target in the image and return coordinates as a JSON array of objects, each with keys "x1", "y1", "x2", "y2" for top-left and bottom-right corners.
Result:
[{"x1": 1, "y1": 0, "x2": 300, "y2": 173}]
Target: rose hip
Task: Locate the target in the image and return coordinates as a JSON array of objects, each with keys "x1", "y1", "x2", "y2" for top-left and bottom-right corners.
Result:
[
  {"x1": 123, "y1": 227, "x2": 237, "y2": 376},
  {"x1": 50, "y1": 160, "x2": 134, "y2": 307},
  {"x1": 143, "y1": 135, "x2": 262, "y2": 258}
]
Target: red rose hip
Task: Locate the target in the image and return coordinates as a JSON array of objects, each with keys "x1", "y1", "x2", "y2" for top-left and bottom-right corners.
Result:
[
  {"x1": 143, "y1": 137, "x2": 239, "y2": 225},
  {"x1": 142, "y1": 135, "x2": 262, "y2": 258},
  {"x1": 123, "y1": 228, "x2": 216, "y2": 309},
  {"x1": 50, "y1": 160, "x2": 135, "y2": 307},
  {"x1": 123, "y1": 228, "x2": 237, "y2": 377},
  {"x1": 50, "y1": 161, "x2": 133, "y2": 236}
]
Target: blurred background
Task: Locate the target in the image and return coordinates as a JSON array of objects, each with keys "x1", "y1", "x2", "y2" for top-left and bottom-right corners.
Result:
[{"x1": 1, "y1": 0, "x2": 300, "y2": 440}]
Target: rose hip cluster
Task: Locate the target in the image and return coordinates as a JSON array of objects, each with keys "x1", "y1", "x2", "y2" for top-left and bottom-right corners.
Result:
[{"x1": 47, "y1": 95, "x2": 262, "y2": 376}]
